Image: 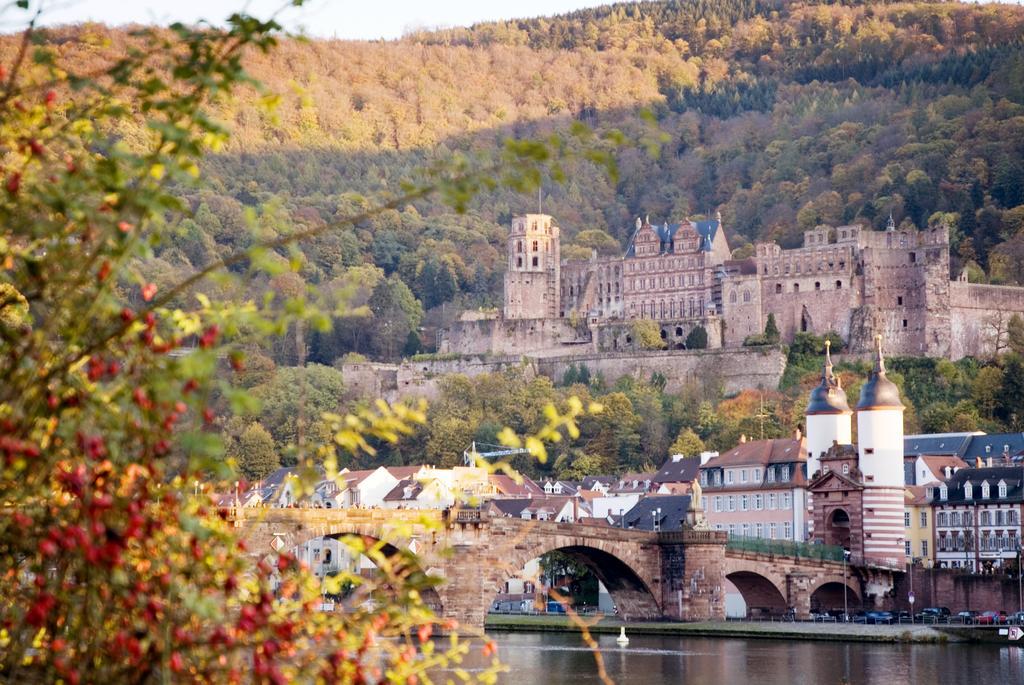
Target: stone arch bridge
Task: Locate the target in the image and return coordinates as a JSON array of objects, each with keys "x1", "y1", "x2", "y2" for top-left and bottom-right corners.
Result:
[{"x1": 231, "y1": 507, "x2": 896, "y2": 628}]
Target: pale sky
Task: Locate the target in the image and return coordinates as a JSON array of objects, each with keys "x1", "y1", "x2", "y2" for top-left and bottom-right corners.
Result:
[{"x1": 13, "y1": 0, "x2": 621, "y2": 40}]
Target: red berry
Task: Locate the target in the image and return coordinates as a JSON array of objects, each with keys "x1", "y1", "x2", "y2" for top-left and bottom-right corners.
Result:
[
  {"x1": 141, "y1": 283, "x2": 157, "y2": 302},
  {"x1": 6, "y1": 173, "x2": 20, "y2": 195}
]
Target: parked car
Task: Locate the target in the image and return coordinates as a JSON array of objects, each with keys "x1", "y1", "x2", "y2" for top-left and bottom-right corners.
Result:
[
  {"x1": 956, "y1": 610, "x2": 979, "y2": 624},
  {"x1": 915, "y1": 607, "x2": 951, "y2": 623},
  {"x1": 893, "y1": 610, "x2": 912, "y2": 623},
  {"x1": 1010, "y1": 611, "x2": 1024, "y2": 625},
  {"x1": 866, "y1": 611, "x2": 894, "y2": 624},
  {"x1": 851, "y1": 611, "x2": 868, "y2": 624},
  {"x1": 978, "y1": 611, "x2": 1008, "y2": 625}
]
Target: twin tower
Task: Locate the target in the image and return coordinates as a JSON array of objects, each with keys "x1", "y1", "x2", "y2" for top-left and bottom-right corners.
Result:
[{"x1": 805, "y1": 336, "x2": 906, "y2": 562}]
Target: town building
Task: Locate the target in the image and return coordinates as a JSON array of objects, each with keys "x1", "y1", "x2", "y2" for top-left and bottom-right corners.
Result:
[
  {"x1": 904, "y1": 486, "x2": 934, "y2": 566},
  {"x1": 931, "y1": 466, "x2": 1024, "y2": 572},
  {"x1": 698, "y1": 434, "x2": 809, "y2": 541}
]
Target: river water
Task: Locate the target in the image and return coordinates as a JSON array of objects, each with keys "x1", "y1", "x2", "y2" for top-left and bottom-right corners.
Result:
[{"x1": 443, "y1": 631, "x2": 1024, "y2": 684}]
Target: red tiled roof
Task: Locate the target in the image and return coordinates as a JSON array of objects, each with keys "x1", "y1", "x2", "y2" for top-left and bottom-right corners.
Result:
[
  {"x1": 705, "y1": 437, "x2": 806, "y2": 467},
  {"x1": 488, "y1": 474, "x2": 543, "y2": 496},
  {"x1": 919, "y1": 455, "x2": 968, "y2": 480}
]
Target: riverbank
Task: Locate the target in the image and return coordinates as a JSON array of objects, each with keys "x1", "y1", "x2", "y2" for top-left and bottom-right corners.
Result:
[{"x1": 484, "y1": 615, "x2": 966, "y2": 643}]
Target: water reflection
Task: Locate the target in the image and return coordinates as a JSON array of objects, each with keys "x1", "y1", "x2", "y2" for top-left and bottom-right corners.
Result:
[{"x1": 440, "y1": 632, "x2": 1024, "y2": 684}]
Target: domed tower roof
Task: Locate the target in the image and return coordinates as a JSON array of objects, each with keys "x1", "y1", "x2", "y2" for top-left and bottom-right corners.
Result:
[
  {"x1": 807, "y1": 340, "x2": 851, "y2": 415},
  {"x1": 857, "y1": 336, "x2": 905, "y2": 411}
]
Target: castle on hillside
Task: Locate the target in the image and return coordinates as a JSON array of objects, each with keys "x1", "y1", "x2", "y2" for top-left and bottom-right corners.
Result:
[{"x1": 440, "y1": 213, "x2": 1024, "y2": 360}]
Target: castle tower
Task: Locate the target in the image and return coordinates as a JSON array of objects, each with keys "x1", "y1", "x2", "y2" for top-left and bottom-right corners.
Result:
[
  {"x1": 804, "y1": 339, "x2": 851, "y2": 479},
  {"x1": 503, "y1": 214, "x2": 560, "y2": 320},
  {"x1": 855, "y1": 335, "x2": 906, "y2": 563}
]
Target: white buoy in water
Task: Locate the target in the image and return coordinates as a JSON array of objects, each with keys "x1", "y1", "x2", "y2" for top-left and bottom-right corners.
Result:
[{"x1": 616, "y1": 626, "x2": 629, "y2": 646}]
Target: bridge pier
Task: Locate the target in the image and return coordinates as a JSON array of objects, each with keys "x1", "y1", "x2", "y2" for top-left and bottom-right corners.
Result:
[
  {"x1": 786, "y1": 573, "x2": 812, "y2": 620},
  {"x1": 659, "y1": 529, "x2": 727, "y2": 621}
]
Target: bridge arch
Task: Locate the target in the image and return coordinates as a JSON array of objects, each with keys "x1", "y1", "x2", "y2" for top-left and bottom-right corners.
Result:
[
  {"x1": 486, "y1": 529, "x2": 662, "y2": 622},
  {"x1": 809, "y1": 578, "x2": 860, "y2": 614},
  {"x1": 239, "y1": 511, "x2": 446, "y2": 614},
  {"x1": 725, "y1": 570, "x2": 788, "y2": 617}
]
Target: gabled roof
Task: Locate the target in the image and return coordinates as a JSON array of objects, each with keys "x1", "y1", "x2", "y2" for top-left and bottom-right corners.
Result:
[
  {"x1": 624, "y1": 218, "x2": 721, "y2": 257},
  {"x1": 919, "y1": 455, "x2": 969, "y2": 480},
  {"x1": 904, "y1": 485, "x2": 931, "y2": 506},
  {"x1": 621, "y1": 495, "x2": 691, "y2": 532},
  {"x1": 387, "y1": 465, "x2": 427, "y2": 480},
  {"x1": 807, "y1": 466, "x2": 863, "y2": 492},
  {"x1": 489, "y1": 498, "x2": 531, "y2": 517},
  {"x1": 488, "y1": 474, "x2": 544, "y2": 497},
  {"x1": 581, "y1": 475, "x2": 616, "y2": 490},
  {"x1": 654, "y1": 456, "x2": 702, "y2": 484},
  {"x1": 382, "y1": 478, "x2": 424, "y2": 502}
]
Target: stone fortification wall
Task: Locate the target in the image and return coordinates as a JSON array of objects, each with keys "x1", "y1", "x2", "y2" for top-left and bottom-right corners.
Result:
[
  {"x1": 438, "y1": 317, "x2": 588, "y2": 356},
  {"x1": 592, "y1": 319, "x2": 723, "y2": 352},
  {"x1": 891, "y1": 566, "x2": 1021, "y2": 613},
  {"x1": 342, "y1": 347, "x2": 786, "y2": 404},
  {"x1": 949, "y1": 281, "x2": 1024, "y2": 359}
]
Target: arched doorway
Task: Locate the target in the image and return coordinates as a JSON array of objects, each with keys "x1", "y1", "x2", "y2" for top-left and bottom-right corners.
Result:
[
  {"x1": 725, "y1": 571, "x2": 787, "y2": 619},
  {"x1": 825, "y1": 509, "x2": 852, "y2": 549}
]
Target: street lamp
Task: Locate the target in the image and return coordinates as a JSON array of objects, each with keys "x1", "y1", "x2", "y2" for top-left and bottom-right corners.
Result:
[
  {"x1": 843, "y1": 548, "x2": 851, "y2": 622},
  {"x1": 1018, "y1": 540, "x2": 1023, "y2": 615}
]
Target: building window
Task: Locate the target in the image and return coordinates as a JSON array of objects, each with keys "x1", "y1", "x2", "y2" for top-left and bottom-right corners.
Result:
[
  {"x1": 937, "y1": 511, "x2": 947, "y2": 527},
  {"x1": 1010, "y1": 510, "x2": 1019, "y2": 525},
  {"x1": 964, "y1": 482, "x2": 973, "y2": 500},
  {"x1": 517, "y1": 257, "x2": 522, "y2": 268},
  {"x1": 999, "y1": 482, "x2": 1007, "y2": 497},
  {"x1": 921, "y1": 540, "x2": 928, "y2": 557},
  {"x1": 517, "y1": 241, "x2": 522, "y2": 253},
  {"x1": 939, "y1": 485, "x2": 948, "y2": 500},
  {"x1": 780, "y1": 466, "x2": 790, "y2": 481},
  {"x1": 920, "y1": 511, "x2": 927, "y2": 527},
  {"x1": 740, "y1": 495, "x2": 749, "y2": 511},
  {"x1": 532, "y1": 240, "x2": 538, "y2": 252},
  {"x1": 981, "y1": 510, "x2": 990, "y2": 526},
  {"x1": 783, "y1": 522, "x2": 792, "y2": 539},
  {"x1": 727, "y1": 496, "x2": 735, "y2": 512},
  {"x1": 781, "y1": 493, "x2": 791, "y2": 510},
  {"x1": 902, "y1": 319, "x2": 908, "y2": 329},
  {"x1": 714, "y1": 496, "x2": 722, "y2": 512},
  {"x1": 740, "y1": 469, "x2": 748, "y2": 483},
  {"x1": 753, "y1": 469, "x2": 761, "y2": 483},
  {"x1": 842, "y1": 463, "x2": 850, "y2": 475},
  {"x1": 769, "y1": 523, "x2": 777, "y2": 539},
  {"x1": 741, "y1": 523, "x2": 750, "y2": 537},
  {"x1": 768, "y1": 493, "x2": 777, "y2": 510},
  {"x1": 726, "y1": 471, "x2": 734, "y2": 484},
  {"x1": 835, "y1": 280, "x2": 842, "y2": 289},
  {"x1": 532, "y1": 256, "x2": 538, "y2": 267},
  {"x1": 904, "y1": 512, "x2": 911, "y2": 527},
  {"x1": 776, "y1": 283, "x2": 782, "y2": 294},
  {"x1": 794, "y1": 283, "x2": 800, "y2": 293},
  {"x1": 754, "y1": 494, "x2": 763, "y2": 510},
  {"x1": 756, "y1": 523, "x2": 764, "y2": 538},
  {"x1": 815, "y1": 282, "x2": 821, "y2": 291},
  {"x1": 905, "y1": 540, "x2": 912, "y2": 556},
  {"x1": 728, "y1": 524, "x2": 737, "y2": 536},
  {"x1": 767, "y1": 469, "x2": 775, "y2": 483}
]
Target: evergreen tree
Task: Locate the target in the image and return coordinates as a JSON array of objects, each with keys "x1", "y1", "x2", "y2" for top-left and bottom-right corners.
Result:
[
  {"x1": 764, "y1": 313, "x2": 780, "y2": 344},
  {"x1": 685, "y1": 325, "x2": 709, "y2": 349},
  {"x1": 368, "y1": 274, "x2": 424, "y2": 360}
]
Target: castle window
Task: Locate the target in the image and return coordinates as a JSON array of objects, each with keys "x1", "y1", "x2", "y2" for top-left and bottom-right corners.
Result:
[
  {"x1": 532, "y1": 241, "x2": 538, "y2": 252},
  {"x1": 897, "y1": 296, "x2": 903, "y2": 305},
  {"x1": 835, "y1": 280, "x2": 842, "y2": 289},
  {"x1": 815, "y1": 282, "x2": 821, "y2": 291},
  {"x1": 517, "y1": 257, "x2": 522, "y2": 268},
  {"x1": 517, "y1": 241, "x2": 522, "y2": 253},
  {"x1": 729, "y1": 291, "x2": 737, "y2": 304},
  {"x1": 793, "y1": 283, "x2": 800, "y2": 293},
  {"x1": 743, "y1": 290, "x2": 751, "y2": 303},
  {"x1": 675, "y1": 327, "x2": 683, "y2": 336},
  {"x1": 775, "y1": 283, "x2": 782, "y2": 294},
  {"x1": 532, "y1": 257, "x2": 538, "y2": 267},
  {"x1": 909, "y1": 252, "x2": 916, "y2": 264},
  {"x1": 902, "y1": 319, "x2": 908, "y2": 328}
]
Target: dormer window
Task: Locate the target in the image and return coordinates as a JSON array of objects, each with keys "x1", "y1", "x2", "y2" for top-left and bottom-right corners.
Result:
[
  {"x1": 964, "y1": 481, "x2": 973, "y2": 500},
  {"x1": 998, "y1": 481, "x2": 1008, "y2": 498},
  {"x1": 780, "y1": 466, "x2": 790, "y2": 481},
  {"x1": 981, "y1": 481, "x2": 990, "y2": 499},
  {"x1": 939, "y1": 484, "x2": 948, "y2": 501},
  {"x1": 985, "y1": 445, "x2": 991, "y2": 454},
  {"x1": 842, "y1": 463, "x2": 850, "y2": 475}
]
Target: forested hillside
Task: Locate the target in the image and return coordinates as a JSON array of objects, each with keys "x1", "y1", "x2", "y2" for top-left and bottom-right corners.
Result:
[
  {"x1": 29, "y1": 1, "x2": 1024, "y2": 369},
  {"x1": 15, "y1": 1, "x2": 1024, "y2": 475}
]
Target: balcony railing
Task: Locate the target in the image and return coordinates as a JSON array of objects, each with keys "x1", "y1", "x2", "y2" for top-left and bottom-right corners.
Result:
[{"x1": 726, "y1": 535, "x2": 846, "y2": 562}]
